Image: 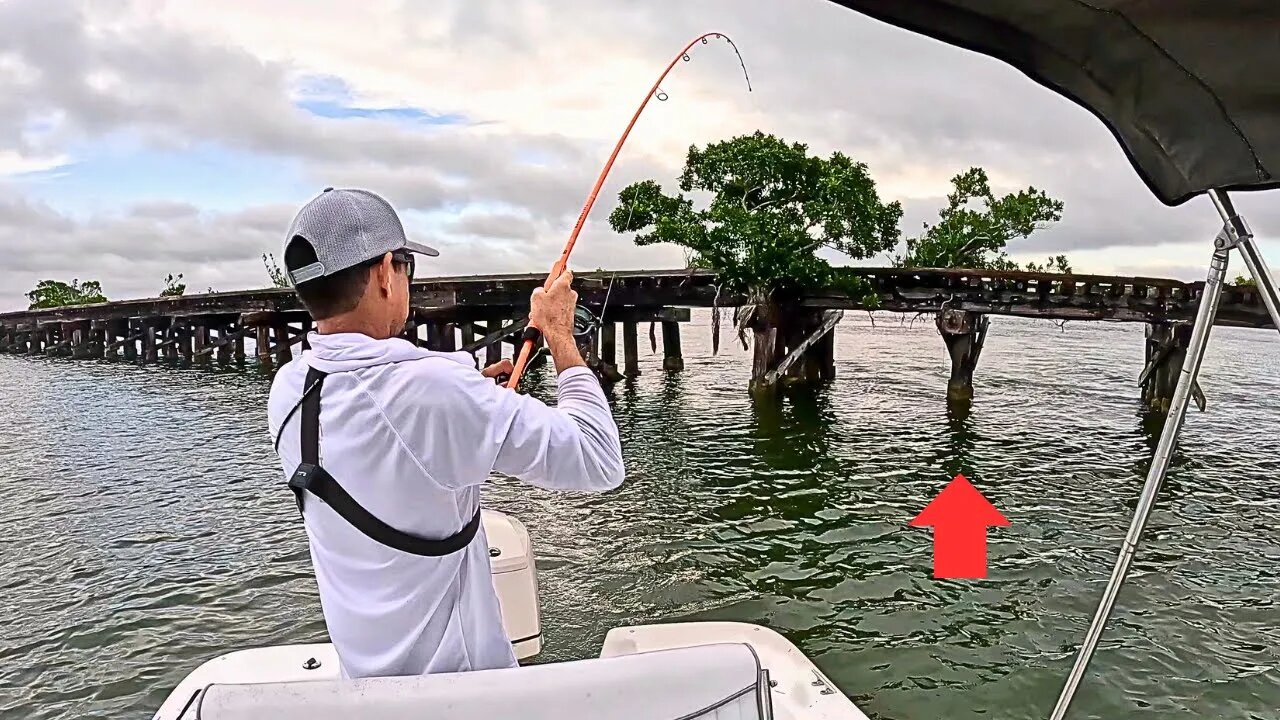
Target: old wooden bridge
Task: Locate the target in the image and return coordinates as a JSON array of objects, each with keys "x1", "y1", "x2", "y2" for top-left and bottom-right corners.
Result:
[{"x1": 0, "y1": 267, "x2": 1271, "y2": 409}]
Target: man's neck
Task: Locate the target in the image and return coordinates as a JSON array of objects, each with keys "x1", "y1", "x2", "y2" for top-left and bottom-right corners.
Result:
[{"x1": 316, "y1": 314, "x2": 393, "y2": 340}]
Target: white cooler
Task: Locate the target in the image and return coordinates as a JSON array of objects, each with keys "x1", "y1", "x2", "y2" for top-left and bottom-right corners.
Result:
[{"x1": 482, "y1": 509, "x2": 542, "y2": 659}]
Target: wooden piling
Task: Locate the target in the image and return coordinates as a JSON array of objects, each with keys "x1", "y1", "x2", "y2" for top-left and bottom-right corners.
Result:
[
  {"x1": 440, "y1": 323, "x2": 457, "y2": 352},
  {"x1": 814, "y1": 326, "x2": 836, "y2": 381},
  {"x1": 750, "y1": 307, "x2": 842, "y2": 393},
  {"x1": 256, "y1": 325, "x2": 272, "y2": 370},
  {"x1": 460, "y1": 323, "x2": 476, "y2": 351},
  {"x1": 176, "y1": 323, "x2": 192, "y2": 365},
  {"x1": 749, "y1": 326, "x2": 781, "y2": 394},
  {"x1": 486, "y1": 317, "x2": 504, "y2": 367},
  {"x1": 936, "y1": 309, "x2": 989, "y2": 402},
  {"x1": 426, "y1": 322, "x2": 445, "y2": 351},
  {"x1": 425, "y1": 322, "x2": 458, "y2": 352},
  {"x1": 192, "y1": 324, "x2": 208, "y2": 367},
  {"x1": 622, "y1": 320, "x2": 640, "y2": 378},
  {"x1": 88, "y1": 322, "x2": 102, "y2": 358},
  {"x1": 272, "y1": 322, "x2": 291, "y2": 367},
  {"x1": 786, "y1": 309, "x2": 834, "y2": 384},
  {"x1": 599, "y1": 322, "x2": 623, "y2": 381},
  {"x1": 71, "y1": 322, "x2": 91, "y2": 359},
  {"x1": 661, "y1": 321, "x2": 684, "y2": 372},
  {"x1": 105, "y1": 320, "x2": 120, "y2": 361},
  {"x1": 143, "y1": 324, "x2": 158, "y2": 363},
  {"x1": 157, "y1": 323, "x2": 170, "y2": 363},
  {"x1": 1140, "y1": 322, "x2": 1197, "y2": 414},
  {"x1": 745, "y1": 303, "x2": 784, "y2": 395},
  {"x1": 123, "y1": 321, "x2": 139, "y2": 362},
  {"x1": 216, "y1": 325, "x2": 233, "y2": 367},
  {"x1": 90, "y1": 321, "x2": 107, "y2": 359},
  {"x1": 234, "y1": 329, "x2": 246, "y2": 366}
]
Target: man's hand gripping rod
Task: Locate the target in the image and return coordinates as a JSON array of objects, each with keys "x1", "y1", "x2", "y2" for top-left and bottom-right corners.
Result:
[{"x1": 504, "y1": 32, "x2": 750, "y2": 390}]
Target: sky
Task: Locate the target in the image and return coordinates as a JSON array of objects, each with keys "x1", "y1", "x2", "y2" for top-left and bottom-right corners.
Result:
[{"x1": 3, "y1": 0, "x2": 1279, "y2": 311}]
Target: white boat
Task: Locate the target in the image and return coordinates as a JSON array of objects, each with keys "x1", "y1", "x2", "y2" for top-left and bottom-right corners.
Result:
[{"x1": 151, "y1": 510, "x2": 871, "y2": 720}]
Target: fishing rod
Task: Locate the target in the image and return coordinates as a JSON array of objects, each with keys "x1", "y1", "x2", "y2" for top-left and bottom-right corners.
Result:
[{"x1": 504, "y1": 31, "x2": 751, "y2": 390}]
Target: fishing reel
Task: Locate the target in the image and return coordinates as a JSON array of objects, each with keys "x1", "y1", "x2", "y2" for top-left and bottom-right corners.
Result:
[
  {"x1": 526, "y1": 304, "x2": 601, "y2": 362},
  {"x1": 491, "y1": 304, "x2": 603, "y2": 386},
  {"x1": 572, "y1": 304, "x2": 602, "y2": 358}
]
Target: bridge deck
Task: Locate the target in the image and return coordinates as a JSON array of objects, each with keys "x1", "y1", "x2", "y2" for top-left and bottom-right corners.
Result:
[{"x1": 0, "y1": 267, "x2": 1269, "y2": 329}]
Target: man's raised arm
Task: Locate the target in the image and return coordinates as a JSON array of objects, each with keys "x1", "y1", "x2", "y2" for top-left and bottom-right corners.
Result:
[{"x1": 486, "y1": 270, "x2": 623, "y2": 491}]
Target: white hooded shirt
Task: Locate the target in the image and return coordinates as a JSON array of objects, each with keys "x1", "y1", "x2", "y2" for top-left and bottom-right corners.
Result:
[{"x1": 266, "y1": 331, "x2": 624, "y2": 679}]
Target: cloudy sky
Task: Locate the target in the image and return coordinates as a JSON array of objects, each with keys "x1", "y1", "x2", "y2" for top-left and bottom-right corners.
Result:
[{"x1": 3, "y1": 0, "x2": 1278, "y2": 311}]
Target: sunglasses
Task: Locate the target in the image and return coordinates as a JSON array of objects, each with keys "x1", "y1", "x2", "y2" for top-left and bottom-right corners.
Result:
[
  {"x1": 363, "y1": 250, "x2": 415, "y2": 280},
  {"x1": 391, "y1": 249, "x2": 415, "y2": 280}
]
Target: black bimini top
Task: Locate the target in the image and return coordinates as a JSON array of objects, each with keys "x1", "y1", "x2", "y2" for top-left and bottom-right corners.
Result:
[{"x1": 828, "y1": 0, "x2": 1280, "y2": 206}]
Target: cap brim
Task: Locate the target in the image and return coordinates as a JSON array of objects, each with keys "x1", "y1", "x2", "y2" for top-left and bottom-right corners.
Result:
[{"x1": 403, "y1": 240, "x2": 440, "y2": 257}]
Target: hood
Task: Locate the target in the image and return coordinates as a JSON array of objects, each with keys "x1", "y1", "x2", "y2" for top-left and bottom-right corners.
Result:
[{"x1": 302, "y1": 331, "x2": 474, "y2": 374}]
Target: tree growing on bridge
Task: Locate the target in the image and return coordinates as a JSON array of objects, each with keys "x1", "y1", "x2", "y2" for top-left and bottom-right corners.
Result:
[
  {"x1": 263, "y1": 253, "x2": 290, "y2": 288},
  {"x1": 608, "y1": 131, "x2": 903, "y2": 392},
  {"x1": 26, "y1": 279, "x2": 108, "y2": 310},
  {"x1": 610, "y1": 131, "x2": 903, "y2": 300},
  {"x1": 160, "y1": 273, "x2": 186, "y2": 297},
  {"x1": 896, "y1": 167, "x2": 1067, "y2": 271}
]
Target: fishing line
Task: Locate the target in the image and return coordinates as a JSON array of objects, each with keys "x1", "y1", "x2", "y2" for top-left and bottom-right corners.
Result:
[{"x1": 505, "y1": 32, "x2": 752, "y2": 389}]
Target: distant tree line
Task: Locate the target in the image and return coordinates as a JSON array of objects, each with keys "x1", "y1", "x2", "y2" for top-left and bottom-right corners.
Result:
[{"x1": 23, "y1": 256, "x2": 290, "y2": 310}]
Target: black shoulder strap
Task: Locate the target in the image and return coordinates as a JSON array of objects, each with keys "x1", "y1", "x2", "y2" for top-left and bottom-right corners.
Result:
[{"x1": 287, "y1": 366, "x2": 481, "y2": 557}]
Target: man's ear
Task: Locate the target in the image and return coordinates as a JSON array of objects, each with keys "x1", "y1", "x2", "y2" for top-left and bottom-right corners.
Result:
[{"x1": 375, "y1": 252, "x2": 394, "y2": 295}]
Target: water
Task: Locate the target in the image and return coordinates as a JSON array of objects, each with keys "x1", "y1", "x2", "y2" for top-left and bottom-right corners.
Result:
[{"x1": 1, "y1": 312, "x2": 1277, "y2": 720}]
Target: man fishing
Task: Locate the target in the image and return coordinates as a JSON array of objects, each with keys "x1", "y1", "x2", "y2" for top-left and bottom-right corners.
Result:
[{"x1": 266, "y1": 187, "x2": 625, "y2": 680}]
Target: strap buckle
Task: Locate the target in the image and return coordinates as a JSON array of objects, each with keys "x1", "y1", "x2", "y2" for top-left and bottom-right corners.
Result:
[{"x1": 289, "y1": 463, "x2": 319, "y2": 494}]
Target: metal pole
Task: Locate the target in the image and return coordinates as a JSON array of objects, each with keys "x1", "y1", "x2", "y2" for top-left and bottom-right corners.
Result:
[
  {"x1": 1209, "y1": 191, "x2": 1280, "y2": 332},
  {"x1": 1047, "y1": 239, "x2": 1231, "y2": 719},
  {"x1": 1236, "y1": 236, "x2": 1280, "y2": 333}
]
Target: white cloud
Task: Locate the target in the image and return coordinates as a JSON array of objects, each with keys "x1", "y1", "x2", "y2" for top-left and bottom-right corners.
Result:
[{"x1": 0, "y1": 150, "x2": 70, "y2": 177}]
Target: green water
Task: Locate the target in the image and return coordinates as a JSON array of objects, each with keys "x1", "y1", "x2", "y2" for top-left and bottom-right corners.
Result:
[{"x1": 1, "y1": 312, "x2": 1277, "y2": 719}]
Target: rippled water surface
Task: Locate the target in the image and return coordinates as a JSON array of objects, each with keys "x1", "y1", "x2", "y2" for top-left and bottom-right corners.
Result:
[{"x1": 1, "y1": 313, "x2": 1278, "y2": 719}]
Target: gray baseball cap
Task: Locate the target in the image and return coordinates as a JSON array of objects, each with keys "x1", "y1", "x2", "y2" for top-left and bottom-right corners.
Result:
[{"x1": 283, "y1": 187, "x2": 438, "y2": 286}]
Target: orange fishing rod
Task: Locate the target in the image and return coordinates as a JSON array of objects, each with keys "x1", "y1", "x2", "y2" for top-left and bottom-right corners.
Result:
[{"x1": 505, "y1": 32, "x2": 751, "y2": 389}]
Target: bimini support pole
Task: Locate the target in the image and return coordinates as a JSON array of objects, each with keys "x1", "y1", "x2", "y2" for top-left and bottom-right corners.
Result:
[{"x1": 1048, "y1": 190, "x2": 1280, "y2": 719}]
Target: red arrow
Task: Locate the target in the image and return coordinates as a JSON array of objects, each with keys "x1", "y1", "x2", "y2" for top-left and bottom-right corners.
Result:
[{"x1": 909, "y1": 474, "x2": 1010, "y2": 579}]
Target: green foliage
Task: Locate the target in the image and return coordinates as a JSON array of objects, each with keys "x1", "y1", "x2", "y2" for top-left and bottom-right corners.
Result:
[
  {"x1": 897, "y1": 167, "x2": 1065, "y2": 270},
  {"x1": 1023, "y1": 255, "x2": 1073, "y2": 274},
  {"x1": 263, "y1": 253, "x2": 290, "y2": 288},
  {"x1": 160, "y1": 272, "x2": 186, "y2": 297},
  {"x1": 1234, "y1": 274, "x2": 1257, "y2": 287},
  {"x1": 26, "y1": 279, "x2": 108, "y2": 309},
  {"x1": 608, "y1": 131, "x2": 903, "y2": 301}
]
